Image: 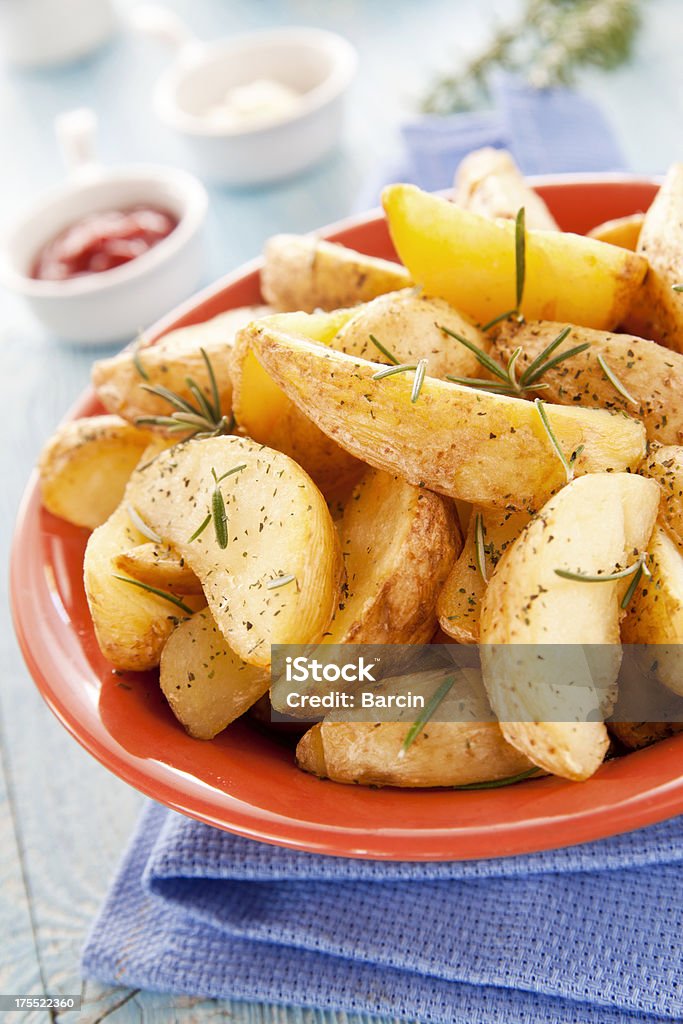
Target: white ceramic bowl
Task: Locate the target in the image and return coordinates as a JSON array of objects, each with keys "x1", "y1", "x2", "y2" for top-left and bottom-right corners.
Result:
[
  {"x1": 150, "y1": 26, "x2": 358, "y2": 186},
  {"x1": 0, "y1": 164, "x2": 208, "y2": 346}
]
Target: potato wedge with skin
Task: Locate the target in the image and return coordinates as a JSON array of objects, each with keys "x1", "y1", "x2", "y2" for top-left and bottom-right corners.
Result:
[
  {"x1": 114, "y1": 542, "x2": 203, "y2": 595},
  {"x1": 160, "y1": 610, "x2": 270, "y2": 739},
  {"x1": 622, "y1": 523, "x2": 683, "y2": 696},
  {"x1": 261, "y1": 234, "x2": 412, "y2": 312},
  {"x1": 437, "y1": 508, "x2": 529, "y2": 643},
  {"x1": 296, "y1": 669, "x2": 535, "y2": 787},
  {"x1": 480, "y1": 473, "x2": 660, "y2": 781},
  {"x1": 127, "y1": 435, "x2": 342, "y2": 666},
  {"x1": 325, "y1": 469, "x2": 460, "y2": 645},
  {"x1": 331, "y1": 288, "x2": 486, "y2": 379},
  {"x1": 587, "y1": 213, "x2": 644, "y2": 251},
  {"x1": 231, "y1": 309, "x2": 363, "y2": 498},
  {"x1": 454, "y1": 147, "x2": 559, "y2": 230},
  {"x1": 623, "y1": 165, "x2": 683, "y2": 350},
  {"x1": 93, "y1": 305, "x2": 269, "y2": 430},
  {"x1": 39, "y1": 415, "x2": 154, "y2": 529},
  {"x1": 493, "y1": 319, "x2": 683, "y2": 444},
  {"x1": 246, "y1": 319, "x2": 647, "y2": 511},
  {"x1": 639, "y1": 444, "x2": 683, "y2": 550},
  {"x1": 84, "y1": 503, "x2": 205, "y2": 671},
  {"x1": 608, "y1": 720, "x2": 683, "y2": 751},
  {"x1": 383, "y1": 184, "x2": 647, "y2": 331}
]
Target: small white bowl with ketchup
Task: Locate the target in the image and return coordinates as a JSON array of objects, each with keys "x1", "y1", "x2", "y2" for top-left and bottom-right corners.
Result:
[{"x1": 0, "y1": 109, "x2": 208, "y2": 346}]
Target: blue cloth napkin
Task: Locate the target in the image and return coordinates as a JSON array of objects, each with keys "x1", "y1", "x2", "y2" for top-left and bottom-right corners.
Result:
[
  {"x1": 355, "y1": 74, "x2": 625, "y2": 210},
  {"x1": 81, "y1": 80, "x2": 665, "y2": 1023},
  {"x1": 84, "y1": 803, "x2": 683, "y2": 1022}
]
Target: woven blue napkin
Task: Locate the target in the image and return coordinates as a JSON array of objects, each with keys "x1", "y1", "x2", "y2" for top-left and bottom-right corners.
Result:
[
  {"x1": 355, "y1": 73, "x2": 625, "y2": 209},
  {"x1": 84, "y1": 803, "x2": 683, "y2": 1021},
  {"x1": 81, "y1": 81, "x2": 667, "y2": 1022}
]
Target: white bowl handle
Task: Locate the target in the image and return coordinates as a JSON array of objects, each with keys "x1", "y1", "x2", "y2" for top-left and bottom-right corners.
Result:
[
  {"x1": 55, "y1": 108, "x2": 100, "y2": 179},
  {"x1": 128, "y1": 4, "x2": 201, "y2": 57}
]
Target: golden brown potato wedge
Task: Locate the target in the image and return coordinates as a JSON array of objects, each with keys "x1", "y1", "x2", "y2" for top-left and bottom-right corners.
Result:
[
  {"x1": 84, "y1": 502, "x2": 205, "y2": 671},
  {"x1": 324, "y1": 468, "x2": 460, "y2": 644},
  {"x1": 39, "y1": 415, "x2": 154, "y2": 529},
  {"x1": 231, "y1": 309, "x2": 363, "y2": 498},
  {"x1": 437, "y1": 508, "x2": 529, "y2": 643},
  {"x1": 114, "y1": 542, "x2": 203, "y2": 595},
  {"x1": 622, "y1": 523, "x2": 683, "y2": 696},
  {"x1": 639, "y1": 444, "x2": 683, "y2": 549},
  {"x1": 245, "y1": 318, "x2": 647, "y2": 511},
  {"x1": 493, "y1": 319, "x2": 683, "y2": 444},
  {"x1": 453, "y1": 147, "x2": 559, "y2": 230},
  {"x1": 331, "y1": 288, "x2": 486, "y2": 379},
  {"x1": 296, "y1": 669, "x2": 535, "y2": 787},
  {"x1": 608, "y1": 721, "x2": 683, "y2": 751},
  {"x1": 127, "y1": 434, "x2": 342, "y2": 666},
  {"x1": 92, "y1": 305, "x2": 269, "y2": 430},
  {"x1": 383, "y1": 183, "x2": 647, "y2": 331},
  {"x1": 587, "y1": 213, "x2": 644, "y2": 251},
  {"x1": 261, "y1": 234, "x2": 412, "y2": 312},
  {"x1": 624, "y1": 164, "x2": 683, "y2": 350},
  {"x1": 480, "y1": 472, "x2": 660, "y2": 780},
  {"x1": 160, "y1": 610, "x2": 270, "y2": 739}
]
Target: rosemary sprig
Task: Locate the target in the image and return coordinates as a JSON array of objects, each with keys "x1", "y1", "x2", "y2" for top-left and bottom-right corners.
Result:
[
  {"x1": 597, "y1": 353, "x2": 638, "y2": 406},
  {"x1": 474, "y1": 513, "x2": 488, "y2": 583},
  {"x1": 452, "y1": 767, "x2": 541, "y2": 790},
  {"x1": 534, "y1": 398, "x2": 582, "y2": 482},
  {"x1": 135, "y1": 347, "x2": 232, "y2": 439},
  {"x1": 368, "y1": 334, "x2": 399, "y2": 365},
  {"x1": 400, "y1": 675, "x2": 455, "y2": 756},
  {"x1": 267, "y1": 573, "x2": 296, "y2": 590},
  {"x1": 127, "y1": 504, "x2": 162, "y2": 543},
  {"x1": 515, "y1": 207, "x2": 526, "y2": 309},
  {"x1": 411, "y1": 359, "x2": 428, "y2": 403},
  {"x1": 554, "y1": 556, "x2": 649, "y2": 585},
  {"x1": 112, "y1": 574, "x2": 194, "y2": 615},
  {"x1": 442, "y1": 323, "x2": 585, "y2": 397}
]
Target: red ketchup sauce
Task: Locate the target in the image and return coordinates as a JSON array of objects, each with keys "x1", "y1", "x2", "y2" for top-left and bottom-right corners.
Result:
[{"x1": 32, "y1": 205, "x2": 178, "y2": 281}]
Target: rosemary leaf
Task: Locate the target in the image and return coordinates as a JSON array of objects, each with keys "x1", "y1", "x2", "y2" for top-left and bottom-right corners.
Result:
[
  {"x1": 212, "y1": 486, "x2": 228, "y2": 549},
  {"x1": 515, "y1": 207, "x2": 526, "y2": 308},
  {"x1": 519, "y1": 325, "x2": 572, "y2": 385},
  {"x1": 201, "y1": 347, "x2": 221, "y2": 422},
  {"x1": 372, "y1": 362, "x2": 418, "y2": 380},
  {"x1": 555, "y1": 560, "x2": 643, "y2": 584},
  {"x1": 112, "y1": 574, "x2": 194, "y2": 615},
  {"x1": 437, "y1": 324, "x2": 512, "y2": 384},
  {"x1": 534, "y1": 398, "x2": 574, "y2": 482},
  {"x1": 597, "y1": 353, "x2": 638, "y2": 406},
  {"x1": 127, "y1": 504, "x2": 162, "y2": 543},
  {"x1": 481, "y1": 309, "x2": 518, "y2": 332},
  {"x1": 474, "y1": 512, "x2": 488, "y2": 583},
  {"x1": 411, "y1": 358, "x2": 428, "y2": 403},
  {"x1": 140, "y1": 383, "x2": 197, "y2": 415},
  {"x1": 186, "y1": 378, "x2": 217, "y2": 423},
  {"x1": 267, "y1": 573, "x2": 296, "y2": 590},
  {"x1": 215, "y1": 463, "x2": 247, "y2": 484},
  {"x1": 673, "y1": 284, "x2": 683, "y2": 293},
  {"x1": 452, "y1": 767, "x2": 541, "y2": 790},
  {"x1": 369, "y1": 333, "x2": 400, "y2": 365},
  {"x1": 522, "y1": 342, "x2": 591, "y2": 386},
  {"x1": 620, "y1": 564, "x2": 644, "y2": 609},
  {"x1": 400, "y1": 675, "x2": 455, "y2": 755},
  {"x1": 188, "y1": 513, "x2": 211, "y2": 543},
  {"x1": 132, "y1": 344, "x2": 150, "y2": 381}
]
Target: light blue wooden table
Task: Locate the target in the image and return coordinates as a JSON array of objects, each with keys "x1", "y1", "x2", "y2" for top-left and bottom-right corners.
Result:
[{"x1": 1, "y1": 1, "x2": 682, "y2": 1020}]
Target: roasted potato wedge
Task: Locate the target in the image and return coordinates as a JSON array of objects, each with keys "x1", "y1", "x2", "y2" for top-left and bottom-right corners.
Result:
[
  {"x1": 331, "y1": 288, "x2": 486, "y2": 379},
  {"x1": 453, "y1": 147, "x2": 559, "y2": 230},
  {"x1": 245, "y1": 318, "x2": 647, "y2": 511},
  {"x1": 587, "y1": 213, "x2": 644, "y2": 250},
  {"x1": 261, "y1": 234, "x2": 412, "y2": 312},
  {"x1": 640, "y1": 443, "x2": 683, "y2": 550},
  {"x1": 160, "y1": 610, "x2": 270, "y2": 739},
  {"x1": 480, "y1": 472, "x2": 660, "y2": 780},
  {"x1": 127, "y1": 435, "x2": 342, "y2": 666},
  {"x1": 624, "y1": 164, "x2": 683, "y2": 350},
  {"x1": 114, "y1": 542, "x2": 203, "y2": 595},
  {"x1": 622, "y1": 523, "x2": 683, "y2": 696},
  {"x1": 437, "y1": 508, "x2": 529, "y2": 643},
  {"x1": 92, "y1": 305, "x2": 269, "y2": 430},
  {"x1": 231, "y1": 309, "x2": 363, "y2": 498},
  {"x1": 39, "y1": 415, "x2": 154, "y2": 529},
  {"x1": 296, "y1": 668, "x2": 535, "y2": 787},
  {"x1": 84, "y1": 502, "x2": 205, "y2": 671},
  {"x1": 493, "y1": 319, "x2": 683, "y2": 444},
  {"x1": 324, "y1": 469, "x2": 460, "y2": 644},
  {"x1": 383, "y1": 183, "x2": 647, "y2": 330},
  {"x1": 608, "y1": 721, "x2": 683, "y2": 751}
]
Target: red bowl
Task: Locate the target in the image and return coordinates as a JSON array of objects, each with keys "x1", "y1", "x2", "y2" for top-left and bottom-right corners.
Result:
[{"x1": 12, "y1": 175, "x2": 682, "y2": 861}]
